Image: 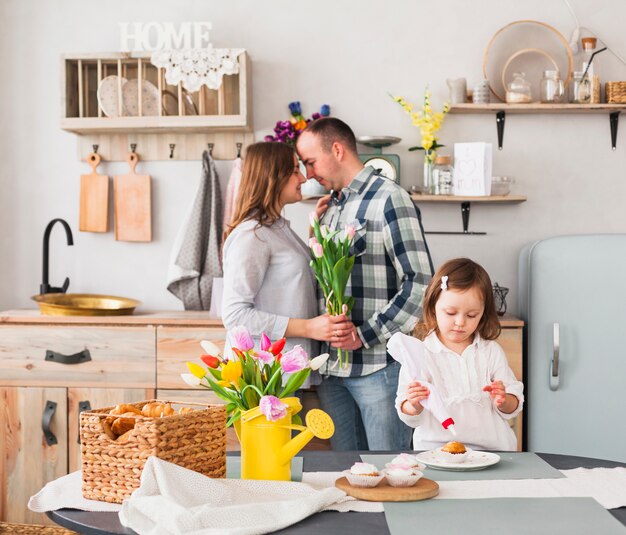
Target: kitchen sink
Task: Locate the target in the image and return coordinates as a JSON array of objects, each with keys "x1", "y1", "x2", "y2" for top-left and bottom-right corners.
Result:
[{"x1": 31, "y1": 293, "x2": 141, "y2": 316}]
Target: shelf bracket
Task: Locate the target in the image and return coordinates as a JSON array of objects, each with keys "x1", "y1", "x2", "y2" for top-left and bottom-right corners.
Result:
[
  {"x1": 424, "y1": 201, "x2": 487, "y2": 235},
  {"x1": 610, "y1": 111, "x2": 620, "y2": 150},
  {"x1": 496, "y1": 111, "x2": 506, "y2": 150}
]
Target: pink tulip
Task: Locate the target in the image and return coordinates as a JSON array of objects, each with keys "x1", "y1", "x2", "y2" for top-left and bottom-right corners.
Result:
[
  {"x1": 345, "y1": 224, "x2": 356, "y2": 240},
  {"x1": 320, "y1": 225, "x2": 329, "y2": 238},
  {"x1": 312, "y1": 243, "x2": 323, "y2": 258},
  {"x1": 230, "y1": 326, "x2": 254, "y2": 352},
  {"x1": 309, "y1": 212, "x2": 318, "y2": 226},
  {"x1": 309, "y1": 237, "x2": 319, "y2": 249},
  {"x1": 280, "y1": 345, "x2": 309, "y2": 373},
  {"x1": 253, "y1": 350, "x2": 274, "y2": 365},
  {"x1": 260, "y1": 333, "x2": 271, "y2": 351},
  {"x1": 259, "y1": 395, "x2": 288, "y2": 422}
]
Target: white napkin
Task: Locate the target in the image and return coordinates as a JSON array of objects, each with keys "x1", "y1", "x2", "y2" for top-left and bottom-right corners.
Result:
[
  {"x1": 435, "y1": 467, "x2": 626, "y2": 509},
  {"x1": 119, "y1": 457, "x2": 351, "y2": 535},
  {"x1": 28, "y1": 470, "x2": 121, "y2": 513}
]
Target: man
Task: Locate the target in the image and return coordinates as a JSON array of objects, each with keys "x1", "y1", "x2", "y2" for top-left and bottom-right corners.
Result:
[{"x1": 297, "y1": 117, "x2": 433, "y2": 450}]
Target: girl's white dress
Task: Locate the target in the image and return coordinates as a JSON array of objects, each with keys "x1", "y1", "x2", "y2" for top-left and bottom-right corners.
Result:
[{"x1": 395, "y1": 331, "x2": 524, "y2": 451}]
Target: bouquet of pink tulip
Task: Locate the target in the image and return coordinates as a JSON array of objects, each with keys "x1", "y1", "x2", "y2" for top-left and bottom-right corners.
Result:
[
  {"x1": 309, "y1": 213, "x2": 356, "y2": 368},
  {"x1": 182, "y1": 326, "x2": 329, "y2": 427}
]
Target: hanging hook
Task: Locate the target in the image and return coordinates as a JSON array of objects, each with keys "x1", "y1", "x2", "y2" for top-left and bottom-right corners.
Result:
[
  {"x1": 207, "y1": 143, "x2": 214, "y2": 156},
  {"x1": 92, "y1": 144, "x2": 99, "y2": 155},
  {"x1": 236, "y1": 142, "x2": 242, "y2": 158},
  {"x1": 169, "y1": 143, "x2": 176, "y2": 159},
  {"x1": 130, "y1": 143, "x2": 137, "y2": 153}
]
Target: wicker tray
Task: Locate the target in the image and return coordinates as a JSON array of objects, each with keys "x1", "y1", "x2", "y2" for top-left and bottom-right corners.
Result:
[
  {"x1": 606, "y1": 81, "x2": 626, "y2": 103},
  {"x1": 80, "y1": 400, "x2": 226, "y2": 503},
  {"x1": 0, "y1": 522, "x2": 76, "y2": 534}
]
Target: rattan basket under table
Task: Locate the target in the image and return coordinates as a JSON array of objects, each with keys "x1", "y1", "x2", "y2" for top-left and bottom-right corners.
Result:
[
  {"x1": 0, "y1": 522, "x2": 76, "y2": 534},
  {"x1": 606, "y1": 81, "x2": 626, "y2": 103},
  {"x1": 80, "y1": 400, "x2": 226, "y2": 503}
]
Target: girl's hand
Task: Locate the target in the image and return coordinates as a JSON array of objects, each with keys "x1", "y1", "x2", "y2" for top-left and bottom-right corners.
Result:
[
  {"x1": 483, "y1": 380, "x2": 507, "y2": 407},
  {"x1": 402, "y1": 381, "x2": 430, "y2": 415}
]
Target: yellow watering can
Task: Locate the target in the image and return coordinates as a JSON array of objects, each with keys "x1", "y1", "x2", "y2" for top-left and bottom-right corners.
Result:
[{"x1": 234, "y1": 397, "x2": 334, "y2": 481}]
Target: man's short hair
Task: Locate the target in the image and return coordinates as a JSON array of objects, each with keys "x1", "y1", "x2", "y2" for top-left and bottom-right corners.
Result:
[{"x1": 303, "y1": 117, "x2": 358, "y2": 154}]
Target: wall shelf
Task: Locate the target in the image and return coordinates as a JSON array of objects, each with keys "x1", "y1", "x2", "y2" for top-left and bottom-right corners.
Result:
[
  {"x1": 449, "y1": 103, "x2": 626, "y2": 150},
  {"x1": 61, "y1": 52, "x2": 253, "y2": 161},
  {"x1": 411, "y1": 194, "x2": 526, "y2": 235}
]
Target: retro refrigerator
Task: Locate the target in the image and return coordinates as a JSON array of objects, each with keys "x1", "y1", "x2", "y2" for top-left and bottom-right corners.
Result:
[{"x1": 519, "y1": 234, "x2": 626, "y2": 463}]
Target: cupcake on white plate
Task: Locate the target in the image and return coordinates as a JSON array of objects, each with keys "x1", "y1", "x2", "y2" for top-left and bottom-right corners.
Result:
[
  {"x1": 387, "y1": 453, "x2": 427, "y2": 472},
  {"x1": 384, "y1": 464, "x2": 424, "y2": 487},
  {"x1": 435, "y1": 441, "x2": 471, "y2": 463},
  {"x1": 343, "y1": 462, "x2": 384, "y2": 488}
]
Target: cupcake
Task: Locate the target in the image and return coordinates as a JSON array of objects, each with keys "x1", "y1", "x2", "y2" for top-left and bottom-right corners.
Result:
[
  {"x1": 388, "y1": 453, "x2": 427, "y2": 472},
  {"x1": 343, "y1": 462, "x2": 384, "y2": 487},
  {"x1": 436, "y1": 441, "x2": 470, "y2": 463},
  {"x1": 384, "y1": 464, "x2": 424, "y2": 487}
]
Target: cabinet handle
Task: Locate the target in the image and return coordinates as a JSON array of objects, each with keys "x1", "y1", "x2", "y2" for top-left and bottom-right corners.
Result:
[
  {"x1": 42, "y1": 400, "x2": 58, "y2": 446},
  {"x1": 45, "y1": 349, "x2": 92, "y2": 364},
  {"x1": 77, "y1": 400, "x2": 92, "y2": 444},
  {"x1": 550, "y1": 322, "x2": 560, "y2": 391}
]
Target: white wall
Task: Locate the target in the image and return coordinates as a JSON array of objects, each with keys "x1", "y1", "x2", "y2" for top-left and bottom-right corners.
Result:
[{"x1": 1, "y1": 0, "x2": 625, "y2": 314}]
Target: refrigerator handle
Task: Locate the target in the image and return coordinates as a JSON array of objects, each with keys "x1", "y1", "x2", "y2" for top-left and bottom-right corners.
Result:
[{"x1": 550, "y1": 322, "x2": 560, "y2": 391}]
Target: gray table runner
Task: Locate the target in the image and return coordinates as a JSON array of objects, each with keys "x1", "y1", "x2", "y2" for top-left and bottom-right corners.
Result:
[
  {"x1": 226, "y1": 456, "x2": 303, "y2": 482},
  {"x1": 361, "y1": 452, "x2": 564, "y2": 481},
  {"x1": 384, "y1": 498, "x2": 626, "y2": 535}
]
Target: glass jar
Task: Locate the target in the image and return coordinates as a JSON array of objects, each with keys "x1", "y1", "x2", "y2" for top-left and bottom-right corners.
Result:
[
  {"x1": 570, "y1": 71, "x2": 591, "y2": 104},
  {"x1": 579, "y1": 37, "x2": 601, "y2": 103},
  {"x1": 540, "y1": 70, "x2": 564, "y2": 103},
  {"x1": 433, "y1": 155, "x2": 454, "y2": 195},
  {"x1": 506, "y1": 72, "x2": 532, "y2": 103}
]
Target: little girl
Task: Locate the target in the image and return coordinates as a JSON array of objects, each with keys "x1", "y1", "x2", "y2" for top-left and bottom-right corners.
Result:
[{"x1": 395, "y1": 258, "x2": 524, "y2": 451}]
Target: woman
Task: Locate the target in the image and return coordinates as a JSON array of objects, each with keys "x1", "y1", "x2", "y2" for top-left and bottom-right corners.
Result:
[{"x1": 222, "y1": 141, "x2": 352, "y2": 363}]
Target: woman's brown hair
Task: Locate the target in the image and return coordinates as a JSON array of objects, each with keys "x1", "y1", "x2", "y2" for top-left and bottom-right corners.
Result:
[
  {"x1": 414, "y1": 258, "x2": 501, "y2": 341},
  {"x1": 224, "y1": 142, "x2": 296, "y2": 239}
]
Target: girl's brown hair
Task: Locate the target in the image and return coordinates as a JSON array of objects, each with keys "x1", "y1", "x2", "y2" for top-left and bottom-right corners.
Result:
[
  {"x1": 224, "y1": 142, "x2": 296, "y2": 239},
  {"x1": 414, "y1": 258, "x2": 501, "y2": 341}
]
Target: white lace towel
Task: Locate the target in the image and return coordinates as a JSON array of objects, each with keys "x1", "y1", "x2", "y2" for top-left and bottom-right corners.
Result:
[
  {"x1": 28, "y1": 470, "x2": 121, "y2": 513},
  {"x1": 119, "y1": 457, "x2": 351, "y2": 535},
  {"x1": 436, "y1": 467, "x2": 626, "y2": 509}
]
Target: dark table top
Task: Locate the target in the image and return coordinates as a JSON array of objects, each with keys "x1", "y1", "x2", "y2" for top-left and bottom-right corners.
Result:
[{"x1": 48, "y1": 451, "x2": 626, "y2": 535}]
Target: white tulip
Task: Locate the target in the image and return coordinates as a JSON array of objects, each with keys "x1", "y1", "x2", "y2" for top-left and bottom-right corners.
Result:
[
  {"x1": 310, "y1": 353, "x2": 330, "y2": 371},
  {"x1": 181, "y1": 373, "x2": 201, "y2": 386},
  {"x1": 200, "y1": 340, "x2": 221, "y2": 356}
]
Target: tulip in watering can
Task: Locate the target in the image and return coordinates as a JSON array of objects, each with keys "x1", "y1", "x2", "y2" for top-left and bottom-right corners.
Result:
[{"x1": 234, "y1": 397, "x2": 334, "y2": 480}]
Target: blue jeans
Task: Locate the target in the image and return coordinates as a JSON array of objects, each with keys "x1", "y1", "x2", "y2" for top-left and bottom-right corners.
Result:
[{"x1": 316, "y1": 361, "x2": 412, "y2": 451}]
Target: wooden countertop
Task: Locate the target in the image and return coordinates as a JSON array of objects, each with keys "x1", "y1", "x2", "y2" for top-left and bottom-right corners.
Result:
[
  {"x1": 0, "y1": 310, "x2": 524, "y2": 328},
  {"x1": 0, "y1": 309, "x2": 225, "y2": 327}
]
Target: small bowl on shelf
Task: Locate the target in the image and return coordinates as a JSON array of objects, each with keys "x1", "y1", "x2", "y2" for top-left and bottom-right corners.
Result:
[{"x1": 491, "y1": 176, "x2": 515, "y2": 196}]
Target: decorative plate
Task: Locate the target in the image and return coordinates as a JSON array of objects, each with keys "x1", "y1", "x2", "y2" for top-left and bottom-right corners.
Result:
[
  {"x1": 122, "y1": 79, "x2": 160, "y2": 117},
  {"x1": 483, "y1": 20, "x2": 573, "y2": 102},
  {"x1": 97, "y1": 75, "x2": 127, "y2": 117},
  {"x1": 415, "y1": 449, "x2": 501, "y2": 471}
]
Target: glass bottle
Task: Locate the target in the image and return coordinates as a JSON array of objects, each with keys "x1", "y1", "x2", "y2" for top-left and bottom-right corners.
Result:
[
  {"x1": 433, "y1": 155, "x2": 454, "y2": 195},
  {"x1": 506, "y1": 72, "x2": 532, "y2": 103},
  {"x1": 579, "y1": 37, "x2": 601, "y2": 103},
  {"x1": 540, "y1": 70, "x2": 564, "y2": 103},
  {"x1": 570, "y1": 71, "x2": 591, "y2": 104}
]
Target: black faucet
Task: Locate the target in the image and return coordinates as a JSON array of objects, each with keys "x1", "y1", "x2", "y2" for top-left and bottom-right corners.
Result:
[{"x1": 40, "y1": 218, "x2": 74, "y2": 295}]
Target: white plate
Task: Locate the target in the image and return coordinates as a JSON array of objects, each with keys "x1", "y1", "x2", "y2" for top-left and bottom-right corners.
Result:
[
  {"x1": 415, "y1": 449, "x2": 500, "y2": 471},
  {"x1": 122, "y1": 79, "x2": 160, "y2": 116},
  {"x1": 97, "y1": 75, "x2": 127, "y2": 117}
]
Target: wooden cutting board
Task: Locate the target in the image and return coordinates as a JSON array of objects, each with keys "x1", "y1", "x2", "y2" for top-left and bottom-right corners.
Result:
[
  {"x1": 114, "y1": 152, "x2": 152, "y2": 242},
  {"x1": 335, "y1": 476, "x2": 439, "y2": 502},
  {"x1": 79, "y1": 152, "x2": 109, "y2": 232}
]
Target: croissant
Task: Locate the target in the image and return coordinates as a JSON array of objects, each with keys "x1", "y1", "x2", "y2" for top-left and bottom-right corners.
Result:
[
  {"x1": 109, "y1": 403, "x2": 142, "y2": 416},
  {"x1": 141, "y1": 401, "x2": 175, "y2": 418},
  {"x1": 178, "y1": 407, "x2": 194, "y2": 415},
  {"x1": 111, "y1": 412, "x2": 137, "y2": 436}
]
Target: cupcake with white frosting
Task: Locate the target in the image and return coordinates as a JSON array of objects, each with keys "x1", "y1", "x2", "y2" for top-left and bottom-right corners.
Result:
[
  {"x1": 343, "y1": 462, "x2": 384, "y2": 487},
  {"x1": 387, "y1": 453, "x2": 426, "y2": 472},
  {"x1": 383, "y1": 463, "x2": 424, "y2": 487}
]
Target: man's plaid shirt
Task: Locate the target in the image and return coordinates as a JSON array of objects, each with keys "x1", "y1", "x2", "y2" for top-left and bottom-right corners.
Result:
[{"x1": 319, "y1": 166, "x2": 433, "y2": 377}]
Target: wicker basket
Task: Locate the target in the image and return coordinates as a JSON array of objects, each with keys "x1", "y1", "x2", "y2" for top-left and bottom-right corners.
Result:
[
  {"x1": 606, "y1": 81, "x2": 626, "y2": 103},
  {"x1": 0, "y1": 522, "x2": 76, "y2": 534},
  {"x1": 80, "y1": 400, "x2": 226, "y2": 503}
]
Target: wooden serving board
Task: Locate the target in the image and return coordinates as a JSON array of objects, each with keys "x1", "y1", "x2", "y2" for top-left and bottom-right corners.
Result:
[
  {"x1": 79, "y1": 152, "x2": 109, "y2": 232},
  {"x1": 335, "y1": 476, "x2": 439, "y2": 502},
  {"x1": 114, "y1": 152, "x2": 152, "y2": 242}
]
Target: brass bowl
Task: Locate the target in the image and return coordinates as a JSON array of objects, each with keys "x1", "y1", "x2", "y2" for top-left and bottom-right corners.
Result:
[{"x1": 32, "y1": 293, "x2": 141, "y2": 316}]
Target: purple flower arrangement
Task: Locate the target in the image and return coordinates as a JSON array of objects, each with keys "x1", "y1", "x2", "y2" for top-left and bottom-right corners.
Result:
[{"x1": 264, "y1": 101, "x2": 331, "y2": 146}]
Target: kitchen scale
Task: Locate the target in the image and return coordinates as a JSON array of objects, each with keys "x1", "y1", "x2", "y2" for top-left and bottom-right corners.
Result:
[{"x1": 357, "y1": 136, "x2": 401, "y2": 183}]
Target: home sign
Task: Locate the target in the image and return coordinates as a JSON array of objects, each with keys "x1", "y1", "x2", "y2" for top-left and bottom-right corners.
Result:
[{"x1": 120, "y1": 22, "x2": 213, "y2": 52}]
